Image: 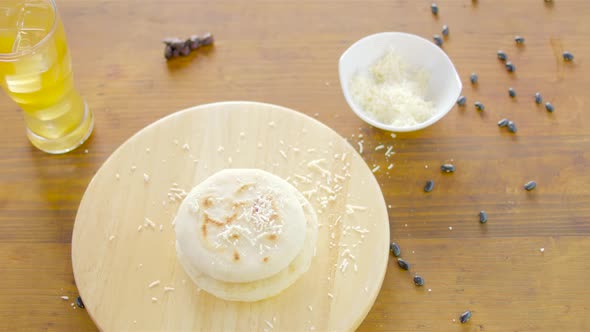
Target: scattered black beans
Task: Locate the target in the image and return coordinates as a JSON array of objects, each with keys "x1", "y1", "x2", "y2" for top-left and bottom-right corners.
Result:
[
  {"x1": 524, "y1": 180, "x2": 537, "y2": 191},
  {"x1": 505, "y1": 61, "x2": 516, "y2": 72},
  {"x1": 470, "y1": 73, "x2": 478, "y2": 84},
  {"x1": 441, "y1": 164, "x2": 455, "y2": 173},
  {"x1": 514, "y1": 36, "x2": 525, "y2": 44},
  {"x1": 457, "y1": 95, "x2": 467, "y2": 106},
  {"x1": 442, "y1": 25, "x2": 449, "y2": 36},
  {"x1": 431, "y1": 3, "x2": 439, "y2": 15},
  {"x1": 474, "y1": 101, "x2": 485, "y2": 111},
  {"x1": 479, "y1": 211, "x2": 488, "y2": 223},
  {"x1": 76, "y1": 296, "x2": 85, "y2": 309},
  {"x1": 433, "y1": 35, "x2": 443, "y2": 46},
  {"x1": 413, "y1": 275, "x2": 425, "y2": 286},
  {"x1": 508, "y1": 87, "x2": 516, "y2": 98},
  {"x1": 497, "y1": 50, "x2": 507, "y2": 61},
  {"x1": 498, "y1": 118, "x2": 509, "y2": 127},
  {"x1": 508, "y1": 121, "x2": 517, "y2": 133},
  {"x1": 424, "y1": 180, "x2": 435, "y2": 192},
  {"x1": 545, "y1": 102, "x2": 555, "y2": 112},
  {"x1": 460, "y1": 310, "x2": 472, "y2": 323},
  {"x1": 535, "y1": 92, "x2": 543, "y2": 104},
  {"x1": 563, "y1": 51, "x2": 574, "y2": 62},
  {"x1": 163, "y1": 33, "x2": 214, "y2": 60},
  {"x1": 390, "y1": 242, "x2": 401, "y2": 257},
  {"x1": 397, "y1": 258, "x2": 410, "y2": 270}
]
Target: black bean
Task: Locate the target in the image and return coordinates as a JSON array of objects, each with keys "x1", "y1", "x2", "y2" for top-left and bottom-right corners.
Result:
[
  {"x1": 524, "y1": 181, "x2": 537, "y2": 191},
  {"x1": 162, "y1": 37, "x2": 181, "y2": 46},
  {"x1": 390, "y1": 242, "x2": 401, "y2": 257},
  {"x1": 431, "y1": 3, "x2": 439, "y2": 15},
  {"x1": 201, "y1": 32, "x2": 214, "y2": 46},
  {"x1": 505, "y1": 61, "x2": 516, "y2": 72},
  {"x1": 470, "y1": 73, "x2": 478, "y2": 84},
  {"x1": 535, "y1": 92, "x2": 543, "y2": 104},
  {"x1": 397, "y1": 258, "x2": 410, "y2": 270},
  {"x1": 433, "y1": 35, "x2": 443, "y2": 46},
  {"x1": 413, "y1": 275, "x2": 425, "y2": 286},
  {"x1": 442, "y1": 25, "x2": 449, "y2": 36},
  {"x1": 457, "y1": 95, "x2": 467, "y2": 106},
  {"x1": 508, "y1": 121, "x2": 517, "y2": 133},
  {"x1": 179, "y1": 45, "x2": 191, "y2": 56},
  {"x1": 460, "y1": 310, "x2": 472, "y2": 323},
  {"x1": 474, "y1": 101, "x2": 485, "y2": 111},
  {"x1": 508, "y1": 87, "x2": 516, "y2": 98},
  {"x1": 514, "y1": 36, "x2": 525, "y2": 44},
  {"x1": 479, "y1": 211, "x2": 488, "y2": 223},
  {"x1": 164, "y1": 45, "x2": 174, "y2": 60},
  {"x1": 545, "y1": 102, "x2": 555, "y2": 112},
  {"x1": 188, "y1": 35, "x2": 201, "y2": 50},
  {"x1": 441, "y1": 164, "x2": 455, "y2": 173},
  {"x1": 424, "y1": 180, "x2": 434, "y2": 192},
  {"x1": 76, "y1": 296, "x2": 85, "y2": 309},
  {"x1": 563, "y1": 51, "x2": 574, "y2": 62},
  {"x1": 497, "y1": 50, "x2": 507, "y2": 61},
  {"x1": 498, "y1": 118, "x2": 509, "y2": 127}
]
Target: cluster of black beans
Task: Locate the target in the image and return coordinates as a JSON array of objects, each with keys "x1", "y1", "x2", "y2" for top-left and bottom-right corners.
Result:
[{"x1": 164, "y1": 33, "x2": 214, "y2": 60}]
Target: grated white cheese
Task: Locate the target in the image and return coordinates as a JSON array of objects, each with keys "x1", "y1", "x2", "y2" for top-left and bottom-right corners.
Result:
[
  {"x1": 115, "y1": 173, "x2": 120, "y2": 180},
  {"x1": 108, "y1": 235, "x2": 116, "y2": 241},
  {"x1": 540, "y1": 248, "x2": 545, "y2": 253},
  {"x1": 327, "y1": 292, "x2": 334, "y2": 299},
  {"x1": 60, "y1": 296, "x2": 69, "y2": 300},
  {"x1": 143, "y1": 173, "x2": 150, "y2": 182},
  {"x1": 375, "y1": 144, "x2": 385, "y2": 151},
  {"x1": 151, "y1": 297, "x2": 158, "y2": 302},
  {"x1": 182, "y1": 143, "x2": 190, "y2": 151},
  {"x1": 148, "y1": 280, "x2": 160, "y2": 288},
  {"x1": 387, "y1": 163, "x2": 394, "y2": 170},
  {"x1": 279, "y1": 150, "x2": 288, "y2": 159},
  {"x1": 358, "y1": 141, "x2": 364, "y2": 154},
  {"x1": 372, "y1": 165, "x2": 380, "y2": 173},
  {"x1": 350, "y1": 49, "x2": 436, "y2": 127},
  {"x1": 264, "y1": 320, "x2": 274, "y2": 329},
  {"x1": 164, "y1": 286, "x2": 175, "y2": 292}
]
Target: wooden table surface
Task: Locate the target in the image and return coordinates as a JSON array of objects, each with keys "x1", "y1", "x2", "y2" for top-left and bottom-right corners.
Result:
[{"x1": 1, "y1": 0, "x2": 589, "y2": 331}]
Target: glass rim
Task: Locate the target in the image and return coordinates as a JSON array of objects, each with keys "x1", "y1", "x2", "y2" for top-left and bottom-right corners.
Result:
[{"x1": 0, "y1": 0, "x2": 58, "y2": 61}]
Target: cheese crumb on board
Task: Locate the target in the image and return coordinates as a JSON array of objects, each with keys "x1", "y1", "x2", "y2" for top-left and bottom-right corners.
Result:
[
  {"x1": 108, "y1": 235, "x2": 116, "y2": 241},
  {"x1": 148, "y1": 280, "x2": 160, "y2": 288},
  {"x1": 151, "y1": 297, "x2": 158, "y2": 302},
  {"x1": 60, "y1": 296, "x2": 69, "y2": 300},
  {"x1": 350, "y1": 49, "x2": 436, "y2": 127},
  {"x1": 143, "y1": 173, "x2": 150, "y2": 182},
  {"x1": 164, "y1": 286, "x2": 175, "y2": 292}
]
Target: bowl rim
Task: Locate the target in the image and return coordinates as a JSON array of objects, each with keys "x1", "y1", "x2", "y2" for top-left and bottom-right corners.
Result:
[{"x1": 338, "y1": 31, "x2": 462, "y2": 132}]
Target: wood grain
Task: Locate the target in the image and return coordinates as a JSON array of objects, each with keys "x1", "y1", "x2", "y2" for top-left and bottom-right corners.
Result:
[
  {"x1": 72, "y1": 102, "x2": 389, "y2": 331},
  {"x1": 0, "y1": 0, "x2": 589, "y2": 331}
]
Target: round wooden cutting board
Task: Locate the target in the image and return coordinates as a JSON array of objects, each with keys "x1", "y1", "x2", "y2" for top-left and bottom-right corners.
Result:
[{"x1": 72, "y1": 101, "x2": 390, "y2": 331}]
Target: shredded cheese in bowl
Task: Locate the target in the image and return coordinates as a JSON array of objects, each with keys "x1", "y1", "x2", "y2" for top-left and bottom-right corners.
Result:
[{"x1": 350, "y1": 49, "x2": 436, "y2": 128}]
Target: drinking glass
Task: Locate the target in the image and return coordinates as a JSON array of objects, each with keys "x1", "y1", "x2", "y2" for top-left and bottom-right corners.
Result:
[{"x1": 0, "y1": 0, "x2": 93, "y2": 153}]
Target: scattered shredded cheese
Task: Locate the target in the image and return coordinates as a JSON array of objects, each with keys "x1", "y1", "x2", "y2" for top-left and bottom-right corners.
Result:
[
  {"x1": 60, "y1": 296, "x2": 69, "y2": 300},
  {"x1": 143, "y1": 173, "x2": 150, "y2": 182},
  {"x1": 148, "y1": 280, "x2": 160, "y2": 288},
  {"x1": 279, "y1": 150, "x2": 288, "y2": 159},
  {"x1": 375, "y1": 144, "x2": 385, "y2": 151},
  {"x1": 145, "y1": 218, "x2": 156, "y2": 228}
]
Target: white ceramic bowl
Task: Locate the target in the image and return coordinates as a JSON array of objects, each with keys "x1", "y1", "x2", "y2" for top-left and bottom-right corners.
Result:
[{"x1": 338, "y1": 32, "x2": 462, "y2": 132}]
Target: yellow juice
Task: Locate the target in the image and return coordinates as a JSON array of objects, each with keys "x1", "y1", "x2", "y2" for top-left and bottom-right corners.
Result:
[{"x1": 0, "y1": 0, "x2": 92, "y2": 153}]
